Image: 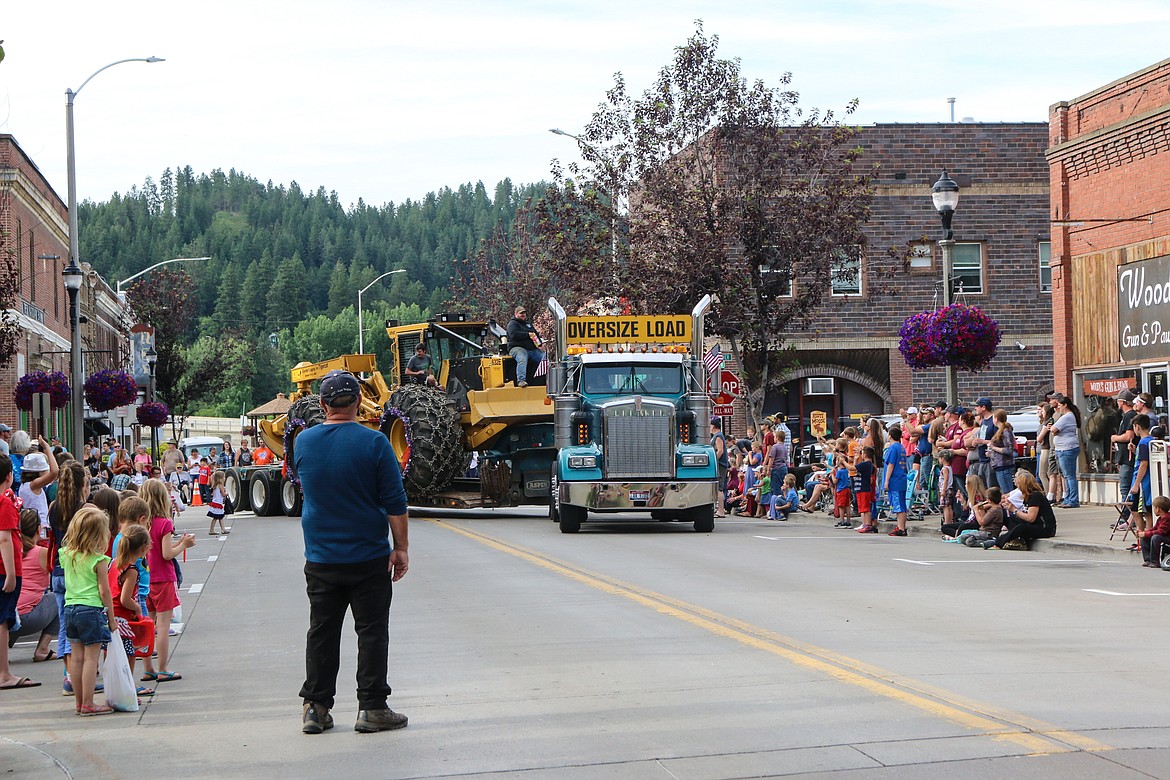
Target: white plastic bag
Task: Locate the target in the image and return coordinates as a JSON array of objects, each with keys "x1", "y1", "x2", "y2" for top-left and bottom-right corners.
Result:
[{"x1": 103, "y1": 634, "x2": 140, "y2": 712}]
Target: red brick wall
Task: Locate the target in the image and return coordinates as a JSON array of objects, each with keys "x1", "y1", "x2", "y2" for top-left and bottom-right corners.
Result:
[
  {"x1": 0, "y1": 135, "x2": 72, "y2": 436},
  {"x1": 782, "y1": 123, "x2": 1053, "y2": 411},
  {"x1": 1048, "y1": 58, "x2": 1170, "y2": 389}
]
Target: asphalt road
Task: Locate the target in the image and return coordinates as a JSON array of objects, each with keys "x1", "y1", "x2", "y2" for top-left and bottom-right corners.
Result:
[{"x1": 5, "y1": 505, "x2": 1170, "y2": 779}]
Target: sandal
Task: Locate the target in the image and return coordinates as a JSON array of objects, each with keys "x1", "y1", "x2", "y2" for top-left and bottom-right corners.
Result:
[
  {"x1": 141, "y1": 671, "x2": 158, "y2": 681},
  {"x1": 33, "y1": 650, "x2": 58, "y2": 663},
  {"x1": 78, "y1": 703, "x2": 115, "y2": 716},
  {"x1": 154, "y1": 671, "x2": 183, "y2": 682},
  {"x1": 136, "y1": 686, "x2": 156, "y2": 696}
]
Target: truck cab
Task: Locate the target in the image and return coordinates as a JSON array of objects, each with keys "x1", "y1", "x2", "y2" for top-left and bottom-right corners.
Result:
[{"x1": 547, "y1": 297, "x2": 719, "y2": 533}]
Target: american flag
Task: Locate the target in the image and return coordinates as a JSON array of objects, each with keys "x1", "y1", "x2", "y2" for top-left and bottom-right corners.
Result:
[
  {"x1": 703, "y1": 344, "x2": 724, "y2": 375},
  {"x1": 534, "y1": 356, "x2": 549, "y2": 377}
]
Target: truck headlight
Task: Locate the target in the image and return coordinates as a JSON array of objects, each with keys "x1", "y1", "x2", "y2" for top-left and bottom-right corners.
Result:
[
  {"x1": 681, "y1": 453, "x2": 709, "y2": 467},
  {"x1": 568, "y1": 455, "x2": 597, "y2": 469}
]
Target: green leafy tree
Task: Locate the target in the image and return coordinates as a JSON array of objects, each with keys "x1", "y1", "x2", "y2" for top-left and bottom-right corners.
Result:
[{"x1": 536, "y1": 22, "x2": 874, "y2": 426}]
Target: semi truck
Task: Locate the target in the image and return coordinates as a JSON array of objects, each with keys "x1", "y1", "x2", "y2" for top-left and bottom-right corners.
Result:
[{"x1": 546, "y1": 296, "x2": 719, "y2": 533}]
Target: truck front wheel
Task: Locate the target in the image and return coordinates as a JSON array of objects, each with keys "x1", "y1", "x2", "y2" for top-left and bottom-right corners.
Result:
[
  {"x1": 690, "y1": 504, "x2": 715, "y2": 533},
  {"x1": 559, "y1": 503, "x2": 585, "y2": 534}
]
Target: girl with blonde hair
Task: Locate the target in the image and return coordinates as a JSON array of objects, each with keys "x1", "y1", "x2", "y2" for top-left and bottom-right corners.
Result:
[
  {"x1": 141, "y1": 479, "x2": 194, "y2": 683},
  {"x1": 60, "y1": 507, "x2": 116, "y2": 715}
]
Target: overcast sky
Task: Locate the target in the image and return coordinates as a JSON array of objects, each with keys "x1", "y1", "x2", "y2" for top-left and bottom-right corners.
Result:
[{"x1": 4, "y1": 0, "x2": 1169, "y2": 209}]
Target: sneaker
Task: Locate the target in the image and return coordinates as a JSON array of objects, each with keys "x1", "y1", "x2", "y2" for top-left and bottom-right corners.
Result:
[
  {"x1": 354, "y1": 708, "x2": 408, "y2": 733},
  {"x1": 62, "y1": 678, "x2": 73, "y2": 696},
  {"x1": 834, "y1": 520, "x2": 852, "y2": 528},
  {"x1": 302, "y1": 701, "x2": 334, "y2": 734},
  {"x1": 857, "y1": 525, "x2": 878, "y2": 534},
  {"x1": 887, "y1": 528, "x2": 907, "y2": 537},
  {"x1": 517, "y1": 381, "x2": 528, "y2": 388}
]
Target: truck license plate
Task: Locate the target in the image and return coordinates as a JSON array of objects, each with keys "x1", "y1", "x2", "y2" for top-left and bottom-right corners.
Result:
[{"x1": 629, "y1": 490, "x2": 650, "y2": 502}]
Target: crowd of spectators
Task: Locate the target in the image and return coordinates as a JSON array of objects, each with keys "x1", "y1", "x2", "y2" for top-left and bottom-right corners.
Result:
[{"x1": 0, "y1": 426, "x2": 226, "y2": 712}]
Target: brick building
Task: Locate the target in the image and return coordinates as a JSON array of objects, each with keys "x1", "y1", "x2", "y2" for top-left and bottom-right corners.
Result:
[
  {"x1": 1, "y1": 134, "x2": 129, "y2": 446},
  {"x1": 753, "y1": 123, "x2": 1053, "y2": 441},
  {"x1": 1047, "y1": 57, "x2": 1170, "y2": 486}
]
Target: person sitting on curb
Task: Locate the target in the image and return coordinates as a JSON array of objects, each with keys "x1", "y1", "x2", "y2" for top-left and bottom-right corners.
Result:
[
  {"x1": 1139, "y1": 495, "x2": 1170, "y2": 569},
  {"x1": 983, "y1": 470, "x2": 1056, "y2": 550}
]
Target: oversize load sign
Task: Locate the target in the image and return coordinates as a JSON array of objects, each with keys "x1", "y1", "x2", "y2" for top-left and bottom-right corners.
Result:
[
  {"x1": 1118, "y1": 255, "x2": 1170, "y2": 361},
  {"x1": 565, "y1": 316, "x2": 691, "y2": 344}
]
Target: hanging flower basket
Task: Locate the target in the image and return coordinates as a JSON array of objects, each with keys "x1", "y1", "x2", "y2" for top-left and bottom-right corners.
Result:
[
  {"x1": 897, "y1": 312, "x2": 939, "y2": 370},
  {"x1": 84, "y1": 369, "x2": 139, "y2": 412},
  {"x1": 136, "y1": 401, "x2": 170, "y2": 428},
  {"x1": 14, "y1": 371, "x2": 71, "y2": 411},
  {"x1": 898, "y1": 304, "x2": 1001, "y2": 373}
]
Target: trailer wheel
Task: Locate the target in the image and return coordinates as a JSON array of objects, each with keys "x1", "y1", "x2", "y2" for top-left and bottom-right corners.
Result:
[
  {"x1": 690, "y1": 504, "x2": 716, "y2": 533},
  {"x1": 224, "y1": 468, "x2": 250, "y2": 513},
  {"x1": 280, "y1": 476, "x2": 303, "y2": 516},
  {"x1": 382, "y1": 384, "x2": 463, "y2": 500},
  {"x1": 249, "y1": 470, "x2": 278, "y2": 517}
]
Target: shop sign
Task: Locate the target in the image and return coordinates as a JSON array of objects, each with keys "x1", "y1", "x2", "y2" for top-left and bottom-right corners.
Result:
[
  {"x1": 810, "y1": 410, "x2": 828, "y2": 437},
  {"x1": 1082, "y1": 377, "x2": 1136, "y2": 397},
  {"x1": 1118, "y1": 255, "x2": 1170, "y2": 361}
]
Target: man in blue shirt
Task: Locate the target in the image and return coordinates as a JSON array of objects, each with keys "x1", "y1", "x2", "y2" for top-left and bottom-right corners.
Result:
[
  {"x1": 884, "y1": 425, "x2": 909, "y2": 537},
  {"x1": 1127, "y1": 413, "x2": 1155, "y2": 536},
  {"x1": 295, "y1": 370, "x2": 410, "y2": 735}
]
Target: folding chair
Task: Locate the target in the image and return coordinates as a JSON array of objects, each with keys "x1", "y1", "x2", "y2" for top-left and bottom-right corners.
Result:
[{"x1": 1109, "y1": 503, "x2": 1134, "y2": 542}]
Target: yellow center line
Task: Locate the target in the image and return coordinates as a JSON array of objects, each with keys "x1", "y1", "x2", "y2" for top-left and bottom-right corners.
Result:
[{"x1": 429, "y1": 519, "x2": 1113, "y2": 756}]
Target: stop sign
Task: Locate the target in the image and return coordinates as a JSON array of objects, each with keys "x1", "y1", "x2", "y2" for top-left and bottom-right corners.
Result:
[{"x1": 720, "y1": 370, "x2": 743, "y2": 397}]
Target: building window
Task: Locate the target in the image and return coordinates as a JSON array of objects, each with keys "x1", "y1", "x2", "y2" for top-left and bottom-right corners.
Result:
[
  {"x1": 759, "y1": 264, "x2": 794, "y2": 298},
  {"x1": 952, "y1": 242, "x2": 984, "y2": 295},
  {"x1": 830, "y1": 246, "x2": 863, "y2": 297},
  {"x1": 1038, "y1": 241, "x2": 1051, "y2": 293},
  {"x1": 909, "y1": 242, "x2": 933, "y2": 271},
  {"x1": 805, "y1": 377, "x2": 835, "y2": 395}
]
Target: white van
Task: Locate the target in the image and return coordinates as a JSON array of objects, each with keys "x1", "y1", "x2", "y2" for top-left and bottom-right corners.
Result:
[{"x1": 179, "y1": 436, "x2": 226, "y2": 459}]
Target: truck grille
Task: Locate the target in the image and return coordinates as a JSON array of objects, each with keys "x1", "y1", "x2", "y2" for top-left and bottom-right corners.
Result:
[{"x1": 603, "y1": 403, "x2": 674, "y2": 479}]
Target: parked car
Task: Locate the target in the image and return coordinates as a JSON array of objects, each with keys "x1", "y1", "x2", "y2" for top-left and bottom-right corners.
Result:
[{"x1": 179, "y1": 435, "x2": 226, "y2": 459}]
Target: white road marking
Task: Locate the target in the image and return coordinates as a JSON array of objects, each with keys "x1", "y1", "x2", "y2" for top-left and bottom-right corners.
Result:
[
  {"x1": 1083, "y1": 588, "x2": 1170, "y2": 597},
  {"x1": 895, "y1": 558, "x2": 1092, "y2": 566},
  {"x1": 753, "y1": 535, "x2": 858, "y2": 540},
  {"x1": 208, "y1": 555, "x2": 218, "y2": 562},
  {"x1": 186, "y1": 583, "x2": 204, "y2": 594}
]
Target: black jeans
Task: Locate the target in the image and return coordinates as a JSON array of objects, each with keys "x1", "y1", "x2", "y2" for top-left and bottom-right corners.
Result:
[
  {"x1": 301, "y1": 556, "x2": 393, "y2": 710},
  {"x1": 1141, "y1": 533, "x2": 1169, "y2": 565},
  {"x1": 995, "y1": 515, "x2": 1053, "y2": 548}
]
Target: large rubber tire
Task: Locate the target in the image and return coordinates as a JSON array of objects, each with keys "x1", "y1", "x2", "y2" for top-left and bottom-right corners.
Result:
[
  {"x1": 690, "y1": 503, "x2": 716, "y2": 533},
  {"x1": 224, "y1": 468, "x2": 250, "y2": 513},
  {"x1": 382, "y1": 384, "x2": 464, "y2": 500},
  {"x1": 280, "y1": 476, "x2": 303, "y2": 517},
  {"x1": 250, "y1": 470, "x2": 278, "y2": 517},
  {"x1": 559, "y1": 503, "x2": 585, "y2": 534}
]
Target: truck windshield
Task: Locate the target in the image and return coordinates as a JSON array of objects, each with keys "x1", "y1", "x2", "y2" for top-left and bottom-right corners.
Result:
[{"x1": 582, "y1": 364, "x2": 682, "y2": 395}]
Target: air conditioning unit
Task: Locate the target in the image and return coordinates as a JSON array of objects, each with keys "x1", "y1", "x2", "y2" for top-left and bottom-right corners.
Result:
[{"x1": 805, "y1": 377, "x2": 834, "y2": 396}]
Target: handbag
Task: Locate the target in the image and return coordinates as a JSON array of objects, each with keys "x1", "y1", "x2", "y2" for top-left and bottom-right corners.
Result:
[
  {"x1": 223, "y1": 493, "x2": 235, "y2": 516},
  {"x1": 103, "y1": 632, "x2": 140, "y2": 712},
  {"x1": 127, "y1": 616, "x2": 156, "y2": 659}
]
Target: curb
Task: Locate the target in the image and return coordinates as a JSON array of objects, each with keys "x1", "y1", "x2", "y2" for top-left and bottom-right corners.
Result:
[{"x1": 781, "y1": 509, "x2": 1140, "y2": 562}]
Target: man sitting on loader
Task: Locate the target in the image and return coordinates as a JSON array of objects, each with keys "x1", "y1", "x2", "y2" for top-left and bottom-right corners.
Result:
[{"x1": 506, "y1": 305, "x2": 544, "y2": 388}]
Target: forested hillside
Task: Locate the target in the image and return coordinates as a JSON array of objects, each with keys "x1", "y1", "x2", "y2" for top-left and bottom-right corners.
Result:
[{"x1": 78, "y1": 167, "x2": 544, "y2": 415}]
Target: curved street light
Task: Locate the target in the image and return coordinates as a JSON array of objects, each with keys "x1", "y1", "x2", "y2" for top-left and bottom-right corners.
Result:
[
  {"x1": 117, "y1": 256, "x2": 211, "y2": 300},
  {"x1": 549, "y1": 128, "x2": 621, "y2": 283},
  {"x1": 65, "y1": 55, "x2": 164, "y2": 457},
  {"x1": 358, "y1": 269, "x2": 407, "y2": 357}
]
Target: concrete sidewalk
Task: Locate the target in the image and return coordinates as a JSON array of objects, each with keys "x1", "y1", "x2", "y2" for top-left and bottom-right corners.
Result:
[{"x1": 762, "y1": 501, "x2": 1151, "y2": 562}]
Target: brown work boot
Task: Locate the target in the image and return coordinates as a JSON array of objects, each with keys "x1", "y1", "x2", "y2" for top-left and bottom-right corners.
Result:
[
  {"x1": 302, "y1": 701, "x2": 334, "y2": 734},
  {"x1": 354, "y1": 708, "x2": 408, "y2": 733}
]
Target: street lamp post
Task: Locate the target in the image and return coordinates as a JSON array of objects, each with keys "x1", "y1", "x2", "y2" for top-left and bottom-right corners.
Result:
[
  {"x1": 932, "y1": 170, "x2": 961, "y2": 407},
  {"x1": 145, "y1": 346, "x2": 158, "y2": 459},
  {"x1": 116, "y1": 256, "x2": 210, "y2": 300},
  {"x1": 549, "y1": 128, "x2": 620, "y2": 285},
  {"x1": 65, "y1": 55, "x2": 164, "y2": 458},
  {"x1": 358, "y1": 269, "x2": 406, "y2": 358}
]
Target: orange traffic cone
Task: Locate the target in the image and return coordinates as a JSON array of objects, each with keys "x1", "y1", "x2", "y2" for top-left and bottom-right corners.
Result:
[{"x1": 192, "y1": 487, "x2": 203, "y2": 507}]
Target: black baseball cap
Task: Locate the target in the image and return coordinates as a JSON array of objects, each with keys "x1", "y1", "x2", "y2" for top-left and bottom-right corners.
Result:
[{"x1": 320, "y1": 370, "x2": 361, "y2": 407}]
